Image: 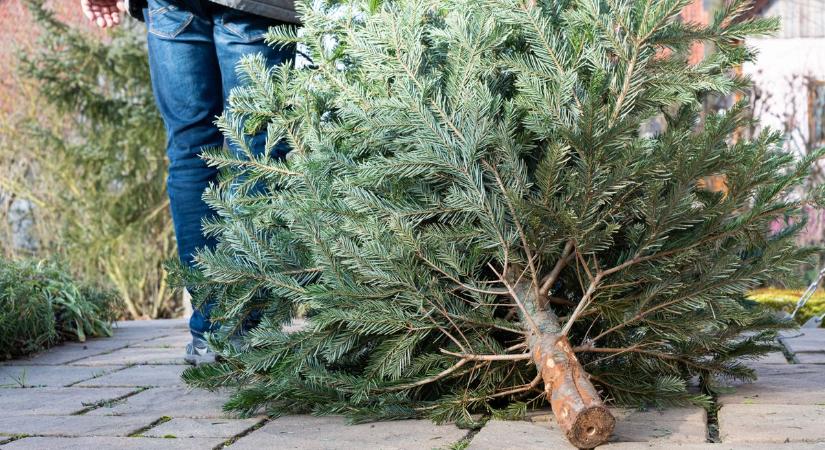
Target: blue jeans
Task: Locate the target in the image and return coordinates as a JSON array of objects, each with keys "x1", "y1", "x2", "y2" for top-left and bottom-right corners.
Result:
[{"x1": 145, "y1": 0, "x2": 294, "y2": 339}]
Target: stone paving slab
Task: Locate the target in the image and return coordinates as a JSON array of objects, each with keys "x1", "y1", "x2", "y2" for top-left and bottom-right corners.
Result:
[
  {"x1": 76, "y1": 365, "x2": 186, "y2": 388},
  {"x1": 757, "y1": 352, "x2": 791, "y2": 364},
  {"x1": 142, "y1": 417, "x2": 262, "y2": 439},
  {"x1": 86, "y1": 387, "x2": 230, "y2": 418},
  {"x1": 468, "y1": 419, "x2": 571, "y2": 449},
  {"x1": 0, "y1": 436, "x2": 223, "y2": 449},
  {"x1": 608, "y1": 407, "x2": 706, "y2": 444},
  {"x1": 113, "y1": 319, "x2": 188, "y2": 329},
  {"x1": 479, "y1": 407, "x2": 707, "y2": 450},
  {"x1": 229, "y1": 415, "x2": 466, "y2": 450},
  {"x1": 3, "y1": 341, "x2": 133, "y2": 366},
  {"x1": 132, "y1": 334, "x2": 191, "y2": 349},
  {"x1": 717, "y1": 364, "x2": 825, "y2": 405},
  {"x1": 69, "y1": 347, "x2": 185, "y2": 367},
  {"x1": 98, "y1": 320, "x2": 187, "y2": 343},
  {"x1": 0, "y1": 415, "x2": 157, "y2": 437},
  {"x1": 0, "y1": 387, "x2": 138, "y2": 416},
  {"x1": 795, "y1": 352, "x2": 825, "y2": 364},
  {"x1": 719, "y1": 404, "x2": 825, "y2": 444},
  {"x1": 781, "y1": 329, "x2": 825, "y2": 353},
  {"x1": 0, "y1": 365, "x2": 120, "y2": 388},
  {"x1": 102, "y1": 330, "x2": 176, "y2": 343},
  {"x1": 602, "y1": 444, "x2": 825, "y2": 449}
]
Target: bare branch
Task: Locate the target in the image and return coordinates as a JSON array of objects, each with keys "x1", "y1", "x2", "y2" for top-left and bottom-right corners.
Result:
[
  {"x1": 485, "y1": 160, "x2": 542, "y2": 300},
  {"x1": 440, "y1": 349, "x2": 532, "y2": 361},
  {"x1": 538, "y1": 239, "x2": 575, "y2": 297},
  {"x1": 489, "y1": 263, "x2": 542, "y2": 336},
  {"x1": 384, "y1": 359, "x2": 472, "y2": 391}
]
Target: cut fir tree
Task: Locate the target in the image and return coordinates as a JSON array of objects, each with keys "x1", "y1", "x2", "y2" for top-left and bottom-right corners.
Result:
[{"x1": 180, "y1": 0, "x2": 821, "y2": 447}]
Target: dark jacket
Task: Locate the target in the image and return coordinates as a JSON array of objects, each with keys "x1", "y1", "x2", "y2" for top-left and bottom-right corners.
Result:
[{"x1": 126, "y1": 0, "x2": 298, "y2": 24}]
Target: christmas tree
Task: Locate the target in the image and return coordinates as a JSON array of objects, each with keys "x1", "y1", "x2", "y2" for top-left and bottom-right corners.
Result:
[{"x1": 181, "y1": 0, "x2": 820, "y2": 447}]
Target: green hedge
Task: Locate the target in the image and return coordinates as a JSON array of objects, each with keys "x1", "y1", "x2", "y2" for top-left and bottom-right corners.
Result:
[
  {"x1": 748, "y1": 288, "x2": 825, "y2": 326},
  {"x1": 0, "y1": 258, "x2": 121, "y2": 360}
]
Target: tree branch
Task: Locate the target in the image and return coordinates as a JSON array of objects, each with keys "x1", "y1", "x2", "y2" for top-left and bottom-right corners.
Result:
[
  {"x1": 538, "y1": 239, "x2": 575, "y2": 297},
  {"x1": 440, "y1": 349, "x2": 532, "y2": 361}
]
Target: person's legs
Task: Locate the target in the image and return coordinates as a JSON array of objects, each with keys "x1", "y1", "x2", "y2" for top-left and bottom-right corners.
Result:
[
  {"x1": 212, "y1": 3, "x2": 296, "y2": 160},
  {"x1": 210, "y1": 4, "x2": 296, "y2": 332},
  {"x1": 144, "y1": 0, "x2": 223, "y2": 342}
]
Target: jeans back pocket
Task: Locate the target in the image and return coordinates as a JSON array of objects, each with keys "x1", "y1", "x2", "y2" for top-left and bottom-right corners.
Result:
[
  {"x1": 219, "y1": 10, "x2": 276, "y2": 43},
  {"x1": 147, "y1": 0, "x2": 194, "y2": 39}
]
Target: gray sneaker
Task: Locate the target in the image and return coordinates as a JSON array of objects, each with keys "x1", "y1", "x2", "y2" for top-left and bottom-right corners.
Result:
[{"x1": 184, "y1": 335, "x2": 216, "y2": 366}]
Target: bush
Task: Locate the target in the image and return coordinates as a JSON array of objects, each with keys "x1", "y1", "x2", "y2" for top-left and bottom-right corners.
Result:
[
  {"x1": 0, "y1": 258, "x2": 120, "y2": 361},
  {"x1": 0, "y1": 1, "x2": 178, "y2": 319}
]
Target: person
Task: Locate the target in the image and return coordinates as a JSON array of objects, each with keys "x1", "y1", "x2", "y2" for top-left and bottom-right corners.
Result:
[{"x1": 80, "y1": 0, "x2": 297, "y2": 364}]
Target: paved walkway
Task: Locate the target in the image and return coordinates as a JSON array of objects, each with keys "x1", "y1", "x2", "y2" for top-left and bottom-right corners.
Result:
[{"x1": 0, "y1": 320, "x2": 823, "y2": 449}]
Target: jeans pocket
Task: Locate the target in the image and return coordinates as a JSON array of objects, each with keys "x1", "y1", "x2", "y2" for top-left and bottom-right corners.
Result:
[
  {"x1": 219, "y1": 9, "x2": 275, "y2": 43},
  {"x1": 147, "y1": 0, "x2": 194, "y2": 39}
]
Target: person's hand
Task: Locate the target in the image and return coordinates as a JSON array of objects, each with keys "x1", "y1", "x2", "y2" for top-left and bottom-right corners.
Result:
[{"x1": 80, "y1": 0, "x2": 126, "y2": 28}]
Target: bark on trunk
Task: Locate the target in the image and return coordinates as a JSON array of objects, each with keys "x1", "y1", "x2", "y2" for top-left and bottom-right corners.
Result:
[
  {"x1": 514, "y1": 280, "x2": 615, "y2": 448},
  {"x1": 530, "y1": 331, "x2": 614, "y2": 448}
]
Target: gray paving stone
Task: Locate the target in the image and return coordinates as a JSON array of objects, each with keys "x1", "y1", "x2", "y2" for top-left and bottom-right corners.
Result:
[
  {"x1": 0, "y1": 365, "x2": 120, "y2": 388},
  {"x1": 104, "y1": 320, "x2": 187, "y2": 343},
  {"x1": 514, "y1": 407, "x2": 705, "y2": 448},
  {"x1": 86, "y1": 387, "x2": 230, "y2": 418},
  {"x1": 230, "y1": 415, "x2": 466, "y2": 450},
  {"x1": 76, "y1": 365, "x2": 185, "y2": 388},
  {"x1": 0, "y1": 387, "x2": 137, "y2": 416},
  {"x1": 609, "y1": 407, "x2": 706, "y2": 443},
  {"x1": 69, "y1": 347, "x2": 185, "y2": 366},
  {"x1": 0, "y1": 415, "x2": 156, "y2": 437},
  {"x1": 114, "y1": 319, "x2": 188, "y2": 330},
  {"x1": 719, "y1": 404, "x2": 825, "y2": 443},
  {"x1": 781, "y1": 329, "x2": 825, "y2": 353},
  {"x1": 717, "y1": 364, "x2": 825, "y2": 405},
  {"x1": 469, "y1": 419, "x2": 572, "y2": 450},
  {"x1": 106, "y1": 329, "x2": 174, "y2": 342},
  {"x1": 0, "y1": 436, "x2": 223, "y2": 449},
  {"x1": 795, "y1": 352, "x2": 825, "y2": 364},
  {"x1": 62, "y1": 339, "x2": 140, "y2": 353},
  {"x1": 131, "y1": 334, "x2": 190, "y2": 349},
  {"x1": 142, "y1": 417, "x2": 261, "y2": 438},
  {"x1": 757, "y1": 352, "x2": 791, "y2": 364},
  {"x1": 602, "y1": 444, "x2": 825, "y2": 449},
  {"x1": 6, "y1": 340, "x2": 132, "y2": 366}
]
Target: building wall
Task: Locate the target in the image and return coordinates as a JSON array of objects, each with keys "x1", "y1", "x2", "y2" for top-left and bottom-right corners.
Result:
[
  {"x1": 744, "y1": 38, "x2": 825, "y2": 153},
  {"x1": 682, "y1": 0, "x2": 710, "y2": 64},
  {"x1": 744, "y1": 33, "x2": 825, "y2": 245},
  {"x1": 759, "y1": 0, "x2": 825, "y2": 39}
]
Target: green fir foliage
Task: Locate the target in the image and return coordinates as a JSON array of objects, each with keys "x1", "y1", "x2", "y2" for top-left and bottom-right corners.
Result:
[{"x1": 180, "y1": 0, "x2": 818, "y2": 423}]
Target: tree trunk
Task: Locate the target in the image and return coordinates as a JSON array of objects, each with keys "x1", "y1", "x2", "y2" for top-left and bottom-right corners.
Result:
[
  {"x1": 530, "y1": 331, "x2": 614, "y2": 448},
  {"x1": 514, "y1": 280, "x2": 615, "y2": 448}
]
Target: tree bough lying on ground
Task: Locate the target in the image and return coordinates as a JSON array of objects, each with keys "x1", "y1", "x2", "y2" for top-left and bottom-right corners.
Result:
[{"x1": 181, "y1": 0, "x2": 820, "y2": 447}]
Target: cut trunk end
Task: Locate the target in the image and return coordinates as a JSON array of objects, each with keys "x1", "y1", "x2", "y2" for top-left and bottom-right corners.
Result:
[
  {"x1": 556, "y1": 404, "x2": 614, "y2": 448},
  {"x1": 533, "y1": 334, "x2": 615, "y2": 448}
]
